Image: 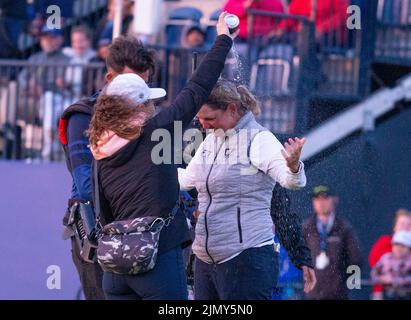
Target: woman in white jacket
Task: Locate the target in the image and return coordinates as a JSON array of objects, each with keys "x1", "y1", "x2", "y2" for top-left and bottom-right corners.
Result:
[{"x1": 178, "y1": 79, "x2": 307, "y2": 300}]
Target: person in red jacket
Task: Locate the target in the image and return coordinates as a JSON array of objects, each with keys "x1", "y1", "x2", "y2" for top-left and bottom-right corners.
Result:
[
  {"x1": 369, "y1": 208, "x2": 411, "y2": 299},
  {"x1": 223, "y1": 0, "x2": 285, "y2": 40},
  {"x1": 275, "y1": 0, "x2": 348, "y2": 43}
]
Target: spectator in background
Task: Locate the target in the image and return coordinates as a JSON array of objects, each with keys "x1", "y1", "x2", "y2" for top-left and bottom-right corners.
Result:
[
  {"x1": 18, "y1": 25, "x2": 67, "y2": 96},
  {"x1": 63, "y1": 25, "x2": 96, "y2": 101},
  {"x1": 0, "y1": 0, "x2": 27, "y2": 58},
  {"x1": 95, "y1": 38, "x2": 111, "y2": 64},
  {"x1": 303, "y1": 185, "x2": 362, "y2": 300},
  {"x1": 95, "y1": 0, "x2": 135, "y2": 46},
  {"x1": 369, "y1": 208, "x2": 411, "y2": 299},
  {"x1": 168, "y1": 26, "x2": 207, "y2": 103},
  {"x1": 276, "y1": 0, "x2": 349, "y2": 44},
  {"x1": 371, "y1": 231, "x2": 411, "y2": 300},
  {"x1": 63, "y1": 26, "x2": 96, "y2": 62},
  {"x1": 182, "y1": 26, "x2": 206, "y2": 49},
  {"x1": 82, "y1": 37, "x2": 111, "y2": 96},
  {"x1": 18, "y1": 25, "x2": 68, "y2": 159}
]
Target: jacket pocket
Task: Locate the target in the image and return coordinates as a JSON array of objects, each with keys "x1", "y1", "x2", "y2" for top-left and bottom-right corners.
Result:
[{"x1": 237, "y1": 207, "x2": 243, "y2": 243}]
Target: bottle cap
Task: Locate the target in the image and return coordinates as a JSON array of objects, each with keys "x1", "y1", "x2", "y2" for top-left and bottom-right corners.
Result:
[{"x1": 224, "y1": 14, "x2": 240, "y2": 33}]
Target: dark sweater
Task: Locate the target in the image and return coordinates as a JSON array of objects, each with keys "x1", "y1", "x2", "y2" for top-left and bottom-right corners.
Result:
[
  {"x1": 303, "y1": 215, "x2": 363, "y2": 300},
  {"x1": 271, "y1": 185, "x2": 313, "y2": 269},
  {"x1": 95, "y1": 35, "x2": 233, "y2": 255}
]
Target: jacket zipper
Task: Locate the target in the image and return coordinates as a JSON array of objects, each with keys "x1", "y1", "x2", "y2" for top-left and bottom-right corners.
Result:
[
  {"x1": 237, "y1": 207, "x2": 243, "y2": 243},
  {"x1": 204, "y1": 136, "x2": 226, "y2": 264}
]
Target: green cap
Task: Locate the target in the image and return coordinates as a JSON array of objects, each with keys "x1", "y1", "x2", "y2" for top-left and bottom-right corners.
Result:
[{"x1": 312, "y1": 185, "x2": 334, "y2": 198}]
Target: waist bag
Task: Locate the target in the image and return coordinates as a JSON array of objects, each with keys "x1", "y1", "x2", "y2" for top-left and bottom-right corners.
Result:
[{"x1": 96, "y1": 205, "x2": 179, "y2": 275}]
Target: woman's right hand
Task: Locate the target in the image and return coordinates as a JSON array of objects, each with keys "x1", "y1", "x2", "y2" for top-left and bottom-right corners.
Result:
[{"x1": 216, "y1": 11, "x2": 240, "y2": 39}]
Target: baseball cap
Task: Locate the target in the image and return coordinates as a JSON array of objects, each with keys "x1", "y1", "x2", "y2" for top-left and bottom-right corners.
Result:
[
  {"x1": 106, "y1": 73, "x2": 166, "y2": 104},
  {"x1": 98, "y1": 37, "x2": 111, "y2": 47},
  {"x1": 312, "y1": 185, "x2": 335, "y2": 198},
  {"x1": 40, "y1": 25, "x2": 63, "y2": 37},
  {"x1": 392, "y1": 230, "x2": 411, "y2": 248}
]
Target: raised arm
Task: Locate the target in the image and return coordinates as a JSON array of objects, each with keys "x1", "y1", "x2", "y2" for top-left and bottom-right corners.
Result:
[{"x1": 153, "y1": 12, "x2": 235, "y2": 129}]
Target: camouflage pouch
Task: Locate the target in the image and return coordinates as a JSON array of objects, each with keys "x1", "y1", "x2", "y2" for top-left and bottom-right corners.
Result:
[{"x1": 97, "y1": 216, "x2": 165, "y2": 275}]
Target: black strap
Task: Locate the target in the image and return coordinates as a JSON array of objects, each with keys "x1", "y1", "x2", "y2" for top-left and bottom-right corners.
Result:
[
  {"x1": 93, "y1": 160, "x2": 101, "y2": 226},
  {"x1": 163, "y1": 201, "x2": 181, "y2": 226}
]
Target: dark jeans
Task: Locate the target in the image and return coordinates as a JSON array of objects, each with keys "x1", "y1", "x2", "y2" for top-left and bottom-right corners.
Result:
[
  {"x1": 71, "y1": 238, "x2": 105, "y2": 300},
  {"x1": 194, "y1": 245, "x2": 279, "y2": 300},
  {"x1": 103, "y1": 246, "x2": 188, "y2": 300}
]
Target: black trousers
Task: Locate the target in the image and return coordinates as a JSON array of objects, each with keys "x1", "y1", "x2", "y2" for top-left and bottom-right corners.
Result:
[{"x1": 71, "y1": 238, "x2": 105, "y2": 300}]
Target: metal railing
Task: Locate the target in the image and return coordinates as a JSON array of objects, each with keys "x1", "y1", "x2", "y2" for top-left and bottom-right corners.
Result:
[
  {"x1": 0, "y1": 60, "x2": 105, "y2": 160},
  {"x1": 248, "y1": 5, "x2": 362, "y2": 100},
  {"x1": 247, "y1": 10, "x2": 317, "y2": 135},
  {"x1": 375, "y1": 0, "x2": 411, "y2": 65}
]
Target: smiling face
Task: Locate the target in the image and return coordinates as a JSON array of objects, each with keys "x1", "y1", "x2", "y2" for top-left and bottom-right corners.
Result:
[{"x1": 196, "y1": 104, "x2": 239, "y2": 131}]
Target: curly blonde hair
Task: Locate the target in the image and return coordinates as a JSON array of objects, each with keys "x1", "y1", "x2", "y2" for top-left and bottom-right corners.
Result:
[{"x1": 87, "y1": 94, "x2": 153, "y2": 149}]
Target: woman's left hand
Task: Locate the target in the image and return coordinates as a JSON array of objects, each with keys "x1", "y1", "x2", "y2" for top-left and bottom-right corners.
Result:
[
  {"x1": 302, "y1": 266, "x2": 317, "y2": 293},
  {"x1": 281, "y1": 137, "x2": 306, "y2": 173}
]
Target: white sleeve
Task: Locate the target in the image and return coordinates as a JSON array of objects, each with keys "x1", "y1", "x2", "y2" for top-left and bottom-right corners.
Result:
[
  {"x1": 249, "y1": 131, "x2": 306, "y2": 190},
  {"x1": 178, "y1": 140, "x2": 205, "y2": 191}
]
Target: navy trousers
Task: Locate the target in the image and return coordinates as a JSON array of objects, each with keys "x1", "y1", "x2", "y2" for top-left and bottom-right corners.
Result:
[
  {"x1": 194, "y1": 245, "x2": 279, "y2": 300},
  {"x1": 103, "y1": 246, "x2": 188, "y2": 300}
]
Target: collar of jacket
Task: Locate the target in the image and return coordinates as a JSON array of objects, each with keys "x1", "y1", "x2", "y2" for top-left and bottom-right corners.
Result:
[{"x1": 234, "y1": 112, "x2": 254, "y2": 132}]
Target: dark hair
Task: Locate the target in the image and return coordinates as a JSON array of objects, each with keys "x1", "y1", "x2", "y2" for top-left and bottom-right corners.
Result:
[
  {"x1": 106, "y1": 35, "x2": 156, "y2": 75},
  {"x1": 71, "y1": 25, "x2": 93, "y2": 41},
  {"x1": 204, "y1": 79, "x2": 260, "y2": 116},
  {"x1": 87, "y1": 95, "x2": 154, "y2": 149},
  {"x1": 186, "y1": 26, "x2": 205, "y2": 38}
]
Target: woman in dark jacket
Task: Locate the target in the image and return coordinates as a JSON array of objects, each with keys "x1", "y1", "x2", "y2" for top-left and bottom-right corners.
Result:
[{"x1": 87, "y1": 12, "x2": 234, "y2": 300}]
